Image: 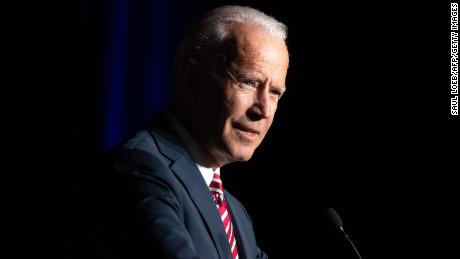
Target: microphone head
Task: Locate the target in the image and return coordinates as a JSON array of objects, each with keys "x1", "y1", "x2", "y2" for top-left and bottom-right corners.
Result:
[
  {"x1": 325, "y1": 208, "x2": 363, "y2": 259},
  {"x1": 326, "y1": 207, "x2": 343, "y2": 228}
]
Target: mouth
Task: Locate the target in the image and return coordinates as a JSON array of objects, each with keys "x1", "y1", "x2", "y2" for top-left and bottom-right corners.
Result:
[{"x1": 233, "y1": 123, "x2": 260, "y2": 140}]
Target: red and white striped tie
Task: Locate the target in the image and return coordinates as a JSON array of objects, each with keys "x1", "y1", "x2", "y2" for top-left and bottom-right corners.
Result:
[{"x1": 209, "y1": 171, "x2": 239, "y2": 259}]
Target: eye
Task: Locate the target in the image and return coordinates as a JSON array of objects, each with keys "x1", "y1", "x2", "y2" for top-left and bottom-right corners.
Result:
[
  {"x1": 239, "y1": 80, "x2": 257, "y2": 89},
  {"x1": 241, "y1": 80, "x2": 256, "y2": 87},
  {"x1": 270, "y1": 89, "x2": 283, "y2": 99}
]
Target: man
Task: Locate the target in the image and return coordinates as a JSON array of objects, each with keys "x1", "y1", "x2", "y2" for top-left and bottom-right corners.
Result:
[{"x1": 102, "y1": 5, "x2": 289, "y2": 259}]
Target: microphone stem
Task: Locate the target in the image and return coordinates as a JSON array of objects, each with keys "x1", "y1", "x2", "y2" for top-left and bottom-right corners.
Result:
[{"x1": 339, "y1": 226, "x2": 363, "y2": 259}]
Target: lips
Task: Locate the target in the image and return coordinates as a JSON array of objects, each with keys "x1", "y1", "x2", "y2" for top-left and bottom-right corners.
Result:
[{"x1": 233, "y1": 123, "x2": 260, "y2": 135}]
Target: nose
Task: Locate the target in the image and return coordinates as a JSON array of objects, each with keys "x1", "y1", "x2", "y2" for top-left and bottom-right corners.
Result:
[{"x1": 247, "y1": 88, "x2": 271, "y2": 121}]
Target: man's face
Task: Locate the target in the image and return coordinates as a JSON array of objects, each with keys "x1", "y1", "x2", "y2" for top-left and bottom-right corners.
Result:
[{"x1": 192, "y1": 24, "x2": 289, "y2": 166}]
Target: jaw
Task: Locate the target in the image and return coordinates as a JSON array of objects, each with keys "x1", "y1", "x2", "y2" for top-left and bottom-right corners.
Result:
[{"x1": 215, "y1": 130, "x2": 262, "y2": 164}]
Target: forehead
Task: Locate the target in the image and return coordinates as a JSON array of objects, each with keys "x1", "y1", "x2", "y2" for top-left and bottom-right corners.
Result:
[
  {"x1": 228, "y1": 23, "x2": 288, "y2": 61},
  {"x1": 225, "y1": 23, "x2": 289, "y2": 83}
]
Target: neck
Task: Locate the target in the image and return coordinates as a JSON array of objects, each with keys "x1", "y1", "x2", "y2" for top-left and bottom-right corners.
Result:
[{"x1": 169, "y1": 106, "x2": 223, "y2": 169}]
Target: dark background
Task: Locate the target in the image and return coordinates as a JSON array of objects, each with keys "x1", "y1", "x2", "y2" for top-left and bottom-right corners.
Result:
[{"x1": 13, "y1": 1, "x2": 458, "y2": 258}]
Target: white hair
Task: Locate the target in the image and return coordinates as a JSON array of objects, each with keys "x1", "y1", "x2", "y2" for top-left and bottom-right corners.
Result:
[
  {"x1": 201, "y1": 5, "x2": 287, "y2": 42},
  {"x1": 172, "y1": 5, "x2": 287, "y2": 91}
]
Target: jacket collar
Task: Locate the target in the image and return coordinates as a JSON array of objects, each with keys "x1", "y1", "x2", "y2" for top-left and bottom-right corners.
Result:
[{"x1": 148, "y1": 113, "x2": 234, "y2": 259}]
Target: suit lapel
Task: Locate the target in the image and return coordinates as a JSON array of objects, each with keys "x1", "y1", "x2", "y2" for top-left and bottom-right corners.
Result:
[
  {"x1": 152, "y1": 127, "x2": 233, "y2": 259},
  {"x1": 171, "y1": 156, "x2": 233, "y2": 259}
]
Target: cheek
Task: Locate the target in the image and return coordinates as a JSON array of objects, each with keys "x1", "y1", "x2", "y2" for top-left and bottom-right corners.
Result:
[
  {"x1": 222, "y1": 90, "x2": 252, "y2": 117},
  {"x1": 262, "y1": 118, "x2": 274, "y2": 136}
]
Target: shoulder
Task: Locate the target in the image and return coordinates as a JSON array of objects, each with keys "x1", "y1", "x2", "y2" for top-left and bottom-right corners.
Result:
[
  {"x1": 122, "y1": 130, "x2": 157, "y2": 152},
  {"x1": 101, "y1": 128, "x2": 171, "y2": 180},
  {"x1": 111, "y1": 130, "x2": 165, "y2": 169},
  {"x1": 116, "y1": 124, "x2": 183, "y2": 162},
  {"x1": 104, "y1": 130, "x2": 182, "y2": 197}
]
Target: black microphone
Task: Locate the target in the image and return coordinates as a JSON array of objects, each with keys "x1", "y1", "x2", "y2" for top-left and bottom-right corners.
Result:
[{"x1": 326, "y1": 208, "x2": 363, "y2": 259}]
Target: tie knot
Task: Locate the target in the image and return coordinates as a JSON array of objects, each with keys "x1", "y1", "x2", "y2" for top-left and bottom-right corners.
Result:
[
  {"x1": 210, "y1": 172, "x2": 222, "y2": 190},
  {"x1": 209, "y1": 172, "x2": 223, "y2": 204}
]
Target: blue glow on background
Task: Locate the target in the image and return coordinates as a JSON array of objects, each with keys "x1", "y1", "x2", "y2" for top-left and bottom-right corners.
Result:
[
  {"x1": 102, "y1": 0, "x2": 128, "y2": 150},
  {"x1": 97, "y1": 0, "x2": 201, "y2": 151}
]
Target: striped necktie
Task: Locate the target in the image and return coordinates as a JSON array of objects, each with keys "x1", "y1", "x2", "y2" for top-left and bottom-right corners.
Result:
[{"x1": 209, "y1": 171, "x2": 239, "y2": 259}]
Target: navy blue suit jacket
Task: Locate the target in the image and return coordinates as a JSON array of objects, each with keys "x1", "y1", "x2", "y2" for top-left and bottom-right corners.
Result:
[{"x1": 101, "y1": 115, "x2": 268, "y2": 259}]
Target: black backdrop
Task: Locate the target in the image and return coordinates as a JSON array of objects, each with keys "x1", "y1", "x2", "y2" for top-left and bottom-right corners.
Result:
[{"x1": 13, "y1": 1, "x2": 458, "y2": 258}]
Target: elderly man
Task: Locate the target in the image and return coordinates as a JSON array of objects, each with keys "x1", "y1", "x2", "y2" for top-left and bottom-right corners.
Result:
[{"x1": 104, "y1": 5, "x2": 289, "y2": 259}]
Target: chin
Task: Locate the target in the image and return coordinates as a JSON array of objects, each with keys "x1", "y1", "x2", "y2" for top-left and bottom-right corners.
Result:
[{"x1": 230, "y1": 146, "x2": 256, "y2": 162}]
